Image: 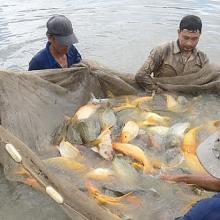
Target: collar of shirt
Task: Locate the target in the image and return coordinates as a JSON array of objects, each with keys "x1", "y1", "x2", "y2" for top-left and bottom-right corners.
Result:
[
  {"x1": 45, "y1": 42, "x2": 61, "y2": 68},
  {"x1": 45, "y1": 41, "x2": 71, "y2": 68}
]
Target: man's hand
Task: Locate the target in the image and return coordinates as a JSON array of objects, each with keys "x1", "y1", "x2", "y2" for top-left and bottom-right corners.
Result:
[{"x1": 159, "y1": 173, "x2": 184, "y2": 183}]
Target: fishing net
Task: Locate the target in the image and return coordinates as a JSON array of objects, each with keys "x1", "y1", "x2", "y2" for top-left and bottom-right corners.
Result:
[
  {"x1": 153, "y1": 62, "x2": 220, "y2": 94},
  {"x1": 0, "y1": 61, "x2": 139, "y2": 220},
  {"x1": 0, "y1": 61, "x2": 219, "y2": 220}
]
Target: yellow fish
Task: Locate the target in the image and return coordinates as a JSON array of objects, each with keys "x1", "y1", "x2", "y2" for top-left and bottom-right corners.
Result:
[
  {"x1": 112, "y1": 96, "x2": 137, "y2": 113},
  {"x1": 84, "y1": 168, "x2": 116, "y2": 181},
  {"x1": 130, "y1": 91, "x2": 155, "y2": 106},
  {"x1": 164, "y1": 93, "x2": 182, "y2": 112},
  {"x1": 43, "y1": 157, "x2": 88, "y2": 172},
  {"x1": 15, "y1": 165, "x2": 31, "y2": 177},
  {"x1": 112, "y1": 142, "x2": 155, "y2": 173},
  {"x1": 182, "y1": 126, "x2": 200, "y2": 154},
  {"x1": 201, "y1": 119, "x2": 220, "y2": 134},
  {"x1": 183, "y1": 151, "x2": 207, "y2": 175},
  {"x1": 121, "y1": 120, "x2": 139, "y2": 143},
  {"x1": 142, "y1": 112, "x2": 171, "y2": 126},
  {"x1": 86, "y1": 181, "x2": 133, "y2": 205},
  {"x1": 147, "y1": 125, "x2": 169, "y2": 136}
]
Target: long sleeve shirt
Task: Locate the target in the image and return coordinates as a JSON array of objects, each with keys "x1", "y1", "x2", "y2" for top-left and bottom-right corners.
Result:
[{"x1": 135, "y1": 40, "x2": 209, "y2": 91}]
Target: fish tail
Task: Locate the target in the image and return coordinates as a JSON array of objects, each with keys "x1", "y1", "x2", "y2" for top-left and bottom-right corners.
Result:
[
  {"x1": 62, "y1": 113, "x2": 71, "y2": 121},
  {"x1": 143, "y1": 164, "x2": 155, "y2": 174}
]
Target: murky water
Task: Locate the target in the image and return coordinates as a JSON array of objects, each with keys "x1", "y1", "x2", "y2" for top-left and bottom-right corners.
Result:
[{"x1": 0, "y1": 0, "x2": 220, "y2": 219}]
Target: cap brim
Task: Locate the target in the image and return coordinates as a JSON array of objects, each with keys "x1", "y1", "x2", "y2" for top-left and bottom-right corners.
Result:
[
  {"x1": 54, "y1": 32, "x2": 78, "y2": 46},
  {"x1": 196, "y1": 131, "x2": 220, "y2": 179}
]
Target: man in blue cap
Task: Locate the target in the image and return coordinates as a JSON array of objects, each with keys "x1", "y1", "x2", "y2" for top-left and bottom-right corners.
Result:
[{"x1": 28, "y1": 15, "x2": 82, "y2": 70}]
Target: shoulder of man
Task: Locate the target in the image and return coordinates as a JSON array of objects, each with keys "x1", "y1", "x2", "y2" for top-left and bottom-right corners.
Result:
[
  {"x1": 196, "y1": 47, "x2": 209, "y2": 64},
  {"x1": 150, "y1": 41, "x2": 174, "y2": 56}
]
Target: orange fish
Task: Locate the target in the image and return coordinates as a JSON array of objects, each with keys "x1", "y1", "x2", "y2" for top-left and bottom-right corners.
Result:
[
  {"x1": 112, "y1": 142, "x2": 155, "y2": 173},
  {"x1": 63, "y1": 103, "x2": 101, "y2": 122},
  {"x1": 26, "y1": 177, "x2": 44, "y2": 191},
  {"x1": 16, "y1": 166, "x2": 44, "y2": 191}
]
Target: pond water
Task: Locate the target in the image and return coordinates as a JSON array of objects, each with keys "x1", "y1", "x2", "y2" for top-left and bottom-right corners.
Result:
[{"x1": 0, "y1": 0, "x2": 220, "y2": 219}]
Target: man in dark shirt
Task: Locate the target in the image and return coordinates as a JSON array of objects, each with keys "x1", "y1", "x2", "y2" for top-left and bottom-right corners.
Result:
[{"x1": 28, "y1": 15, "x2": 82, "y2": 71}]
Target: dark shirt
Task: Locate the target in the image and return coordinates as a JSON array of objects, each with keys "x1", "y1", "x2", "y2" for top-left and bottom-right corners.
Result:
[
  {"x1": 28, "y1": 42, "x2": 82, "y2": 71},
  {"x1": 175, "y1": 193, "x2": 220, "y2": 220}
]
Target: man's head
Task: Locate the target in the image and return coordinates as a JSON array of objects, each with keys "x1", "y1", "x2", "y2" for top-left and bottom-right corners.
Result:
[
  {"x1": 46, "y1": 15, "x2": 78, "y2": 46},
  {"x1": 179, "y1": 15, "x2": 202, "y2": 33},
  {"x1": 177, "y1": 15, "x2": 202, "y2": 54}
]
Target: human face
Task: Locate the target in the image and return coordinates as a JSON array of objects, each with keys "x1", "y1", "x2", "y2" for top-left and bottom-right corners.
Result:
[
  {"x1": 49, "y1": 36, "x2": 70, "y2": 54},
  {"x1": 178, "y1": 29, "x2": 201, "y2": 54}
]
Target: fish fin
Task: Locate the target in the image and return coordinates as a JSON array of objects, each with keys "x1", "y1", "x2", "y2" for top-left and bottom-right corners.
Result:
[
  {"x1": 107, "y1": 91, "x2": 114, "y2": 98},
  {"x1": 100, "y1": 124, "x2": 114, "y2": 131},
  {"x1": 135, "y1": 101, "x2": 141, "y2": 109},
  {"x1": 90, "y1": 92, "x2": 96, "y2": 99},
  {"x1": 151, "y1": 90, "x2": 155, "y2": 98},
  {"x1": 62, "y1": 114, "x2": 77, "y2": 123},
  {"x1": 106, "y1": 101, "x2": 111, "y2": 108},
  {"x1": 144, "y1": 116, "x2": 159, "y2": 126},
  {"x1": 91, "y1": 146, "x2": 99, "y2": 153},
  {"x1": 90, "y1": 138, "x2": 102, "y2": 146},
  {"x1": 62, "y1": 114, "x2": 71, "y2": 121},
  {"x1": 125, "y1": 96, "x2": 130, "y2": 105}
]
